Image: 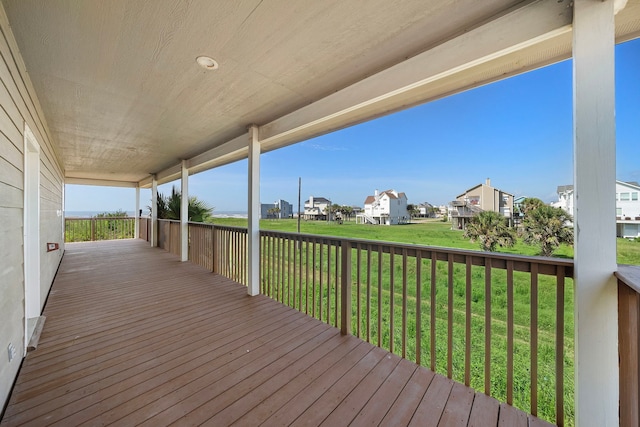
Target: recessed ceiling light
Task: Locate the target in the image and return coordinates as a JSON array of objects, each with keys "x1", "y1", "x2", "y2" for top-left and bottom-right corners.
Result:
[{"x1": 196, "y1": 56, "x2": 219, "y2": 70}]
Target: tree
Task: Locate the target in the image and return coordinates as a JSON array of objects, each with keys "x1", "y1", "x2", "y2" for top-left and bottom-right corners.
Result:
[
  {"x1": 151, "y1": 186, "x2": 213, "y2": 222},
  {"x1": 339, "y1": 205, "x2": 354, "y2": 221},
  {"x1": 267, "y1": 206, "x2": 280, "y2": 220},
  {"x1": 520, "y1": 197, "x2": 545, "y2": 215},
  {"x1": 406, "y1": 204, "x2": 420, "y2": 220},
  {"x1": 464, "y1": 211, "x2": 516, "y2": 252},
  {"x1": 520, "y1": 199, "x2": 573, "y2": 256}
]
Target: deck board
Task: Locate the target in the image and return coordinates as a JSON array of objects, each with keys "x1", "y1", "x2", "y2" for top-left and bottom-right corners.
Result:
[{"x1": 0, "y1": 239, "x2": 552, "y2": 426}]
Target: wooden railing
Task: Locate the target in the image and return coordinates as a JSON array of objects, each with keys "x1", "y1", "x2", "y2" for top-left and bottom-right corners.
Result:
[
  {"x1": 139, "y1": 217, "x2": 150, "y2": 241},
  {"x1": 259, "y1": 230, "x2": 574, "y2": 426},
  {"x1": 616, "y1": 265, "x2": 640, "y2": 427},
  {"x1": 189, "y1": 222, "x2": 248, "y2": 285},
  {"x1": 141, "y1": 223, "x2": 574, "y2": 425},
  {"x1": 157, "y1": 219, "x2": 181, "y2": 256},
  {"x1": 65, "y1": 217, "x2": 136, "y2": 242}
]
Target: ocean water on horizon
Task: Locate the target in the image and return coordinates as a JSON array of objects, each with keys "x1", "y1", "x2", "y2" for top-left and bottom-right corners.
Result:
[{"x1": 212, "y1": 211, "x2": 248, "y2": 218}]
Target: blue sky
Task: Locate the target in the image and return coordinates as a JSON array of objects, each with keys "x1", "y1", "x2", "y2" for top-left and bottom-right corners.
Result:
[{"x1": 66, "y1": 38, "x2": 640, "y2": 214}]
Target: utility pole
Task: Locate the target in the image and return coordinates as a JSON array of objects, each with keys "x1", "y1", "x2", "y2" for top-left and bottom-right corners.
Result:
[{"x1": 297, "y1": 177, "x2": 301, "y2": 235}]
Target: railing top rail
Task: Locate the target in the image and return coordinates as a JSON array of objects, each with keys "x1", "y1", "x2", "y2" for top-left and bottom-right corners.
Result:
[
  {"x1": 157, "y1": 219, "x2": 181, "y2": 223},
  {"x1": 260, "y1": 228, "x2": 574, "y2": 277},
  {"x1": 187, "y1": 221, "x2": 248, "y2": 232},
  {"x1": 616, "y1": 264, "x2": 640, "y2": 294},
  {"x1": 65, "y1": 216, "x2": 136, "y2": 220}
]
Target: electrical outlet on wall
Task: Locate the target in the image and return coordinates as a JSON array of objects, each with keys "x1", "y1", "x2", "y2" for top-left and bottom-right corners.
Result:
[{"x1": 7, "y1": 342, "x2": 16, "y2": 362}]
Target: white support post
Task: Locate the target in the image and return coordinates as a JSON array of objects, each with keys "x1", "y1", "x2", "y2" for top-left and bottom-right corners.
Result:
[
  {"x1": 151, "y1": 176, "x2": 158, "y2": 247},
  {"x1": 135, "y1": 186, "x2": 140, "y2": 239},
  {"x1": 181, "y1": 160, "x2": 189, "y2": 262},
  {"x1": 573, "y1": 1, "x2": 618, "y2": 426},
  {"x1": 247, "y1": 125, "x2": 260, "y2": 296}
]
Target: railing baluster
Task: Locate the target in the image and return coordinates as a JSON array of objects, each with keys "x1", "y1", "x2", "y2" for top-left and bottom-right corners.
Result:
[
  {"x1": 312, "y1": 240, "x2": 317, "y2": 318},
  {"x1": 531, "y1": 263, "x2": 539, "y2": 416},
  {"x1": 327, "y1": 241, "x2": 332, "y2": 325},
  {"x1": 340, "y1": 240, "x2": 352, "y2": 335},
  {"x1": 366, "y1": 247, "x2": 372, "y2": 343},
  {"x1": 305, "y1": 239, "x2": 310, "y2": 314},
  {"x1": 430, "y1": 250, "x2": 437, "y2": 372},
  {"x1": 378, "y1": 248, "x2": 382, "y2": 348},
  {"x1": 465, "y1": 255, "x2": 472, "y2": 386},
  {"x1": 447, "y1": 252, "x2": 454, "y2": 379},
  {"x1": 556, "y1": 267, "x2": 565, "y2": 426},
  {"x1": 389, "y1": 246, "x2": 395, "y2": 354},
  {"x1": 402, "y1": 249, "x2": 408, "y2": 359},
  {"x1": 485, "y1": 258, "x2": 492, "y2": 396},
  {"x1": 507, "y1": 260, "x2": 514, "y2": 405},
  {"x1": 334, "y1": 239, "x2": 339, "y2": 328},
  {"x1": 416, "y1": 251, "x2": 422, "y2": 366},
  {"x1": 319, "y1": 240, "x2": 324, "y2": 322},
  {"x1": 298, "y1": 237, "x2": 303, "y2": 311},
  {"x1": 292, "y1": 236, "x2": 296, "y2": 309},
  {"x1": 356, "y1": 245, "x2": 362, "y2": 338}
]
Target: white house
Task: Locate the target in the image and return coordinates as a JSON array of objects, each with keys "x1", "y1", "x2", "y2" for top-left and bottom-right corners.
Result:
[
  {"x1": 358, "y1": 189, "x2": 409, "y2": 225},
  {"x1": 303, "y1": 196, "x2": 331, "y2": 220},
  {"x1": 554, "y1": 181, "x2": 640, "y2": 238},
  {"x1": 552, "y1": 185, "x2": 575, "y2": 216}
]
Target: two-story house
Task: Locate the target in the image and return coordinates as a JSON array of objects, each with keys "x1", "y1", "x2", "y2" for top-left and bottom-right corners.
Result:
[
  {"x1": 449, "y1": 178, "x2": 514, "y2": 230},
  {"x1": 555, "y1": 181, "x2": 640, "y2": 238},
  {"x1": 303, "y1": 196, "x2": 331, "y2": 220},
  {"x1": 359, "y1": 189, "x2": 409, "y2": 225}
]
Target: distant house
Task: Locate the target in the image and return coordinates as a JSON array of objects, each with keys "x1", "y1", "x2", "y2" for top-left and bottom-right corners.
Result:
[
  {"x1": 358, "y1": 189, "x2": 409, "y2": 225},
  {"x1": 260, "y1": 199, "x2": 293, "y2": 219},
  {"x1": 554, "y1": 181, "x2": 640, "y2": 238},
  {"x1": 552, "y1": 185, "x2": 575, "y2": 217},
  {"x1": 418, "y1": 202, "x2": 435, "y2": 218},
  {"x1": 449, "y1": 178, "x2": 514, "y2": 230},
  {"x1": 513, "y1": 196, "x2": 527, "y2": 212},
  {"x1": 303, "y1": 196, "x2": 332, "y2": 220}
]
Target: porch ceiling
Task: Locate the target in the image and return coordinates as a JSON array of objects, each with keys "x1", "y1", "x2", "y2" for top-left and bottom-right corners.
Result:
[{"x1": 2, "y1": 0, "x2": 640, "y2": 187}]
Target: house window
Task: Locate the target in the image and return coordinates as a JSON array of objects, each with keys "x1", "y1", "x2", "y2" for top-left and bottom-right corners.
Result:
[
  {"x1": 620, "y1": 192, "x2": 630, "y2": 201},
  {"x1": 617, "y1": 208, "x2": 623, "y2": 216},
  {"x1": 632, "y1": 192, "x2": 638, "y2": 201},
  {"x1": 616, "y1": 193, "x2": 619, "y2": 201}
]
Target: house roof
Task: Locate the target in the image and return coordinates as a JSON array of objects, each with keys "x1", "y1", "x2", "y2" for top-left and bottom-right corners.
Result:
[
  {"x1": 557, "y1": 185, "x2": 574, "y2": 194},
  {"x1": 3, "y1": 1, "x2": 638, "y2": 187},
  {"x1": 456, "y1": 182, "x2": 513, "y2": 199},
  {"x1": 364, "y1": 189, "x2": 407, "y2": 204},
  {"x1": 308, "y1": 197, "x2": 330, "y2": 204}
]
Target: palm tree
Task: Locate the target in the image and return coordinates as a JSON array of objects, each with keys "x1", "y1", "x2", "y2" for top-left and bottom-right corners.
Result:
[
  {"x1": 406, "y1": 204, "x2": 420, "y2": 221},
  {"x1": 520, "y1": 200, "x2": 573, "y2": 256},
  {"x1": 151, "y1": 186, "x2": 213, "y2": 222},
  {"x1": 464, "y1": 211, "x2": 516, "y2": 252}
]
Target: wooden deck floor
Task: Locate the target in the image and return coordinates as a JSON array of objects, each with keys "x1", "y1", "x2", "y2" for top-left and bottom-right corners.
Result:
[{"x1": 1, "y1": 240, "x2": 553, "y2": 426}]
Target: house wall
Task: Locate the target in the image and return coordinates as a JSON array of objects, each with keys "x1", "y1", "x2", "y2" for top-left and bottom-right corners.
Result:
[
  {"x1": 0, "y1": 5, "x2": 64, "y2": 409},
  {"x1": 616, "y1": 182, "x2": 640, "y2": 219}
]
